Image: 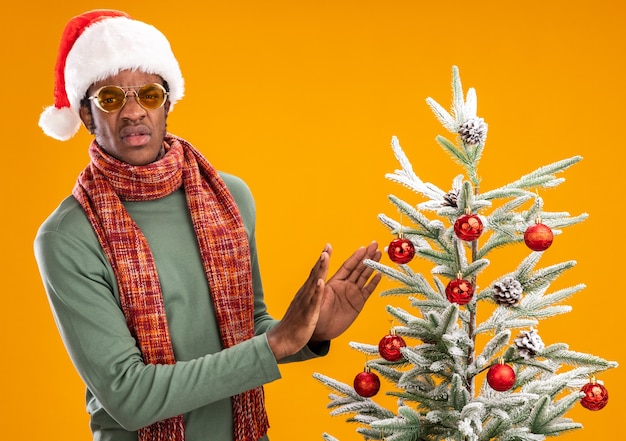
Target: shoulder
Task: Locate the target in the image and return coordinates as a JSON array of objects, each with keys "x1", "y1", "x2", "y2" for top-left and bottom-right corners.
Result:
[
  {"x1": 34, "y1": 195, "x2": 111, "y2": 283},
  {"x1": 34, "y1": 195, "x2": 101, "y2": 260},
  {"x1": 218, "y1": 172, "x2": 252, "y2": 201},
  {"x1": 37, "y1": 195, "x2": 93, "y2": 236},
  {"x1": 218, "y1": 171, "x2": 256, "y2": 225}
]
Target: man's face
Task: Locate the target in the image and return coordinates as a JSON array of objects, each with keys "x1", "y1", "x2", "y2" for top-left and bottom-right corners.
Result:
[{"x1": 80, "y1": 70, "x2": 170, "y2": 166}]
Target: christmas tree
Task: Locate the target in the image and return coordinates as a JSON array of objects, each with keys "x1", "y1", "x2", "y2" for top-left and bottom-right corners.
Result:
[{"x1": 313, "y1": 66, "x2": 618, "y2": 441}]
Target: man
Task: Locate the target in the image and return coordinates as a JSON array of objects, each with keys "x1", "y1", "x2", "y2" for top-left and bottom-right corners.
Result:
[{"x1": 34, "y1": 9, "x2": 382, "y2": 441}]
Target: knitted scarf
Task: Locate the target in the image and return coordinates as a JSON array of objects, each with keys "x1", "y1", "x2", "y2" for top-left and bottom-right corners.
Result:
[{"x1": 73, "y1": 134, "x2": 269, "y2": 441}]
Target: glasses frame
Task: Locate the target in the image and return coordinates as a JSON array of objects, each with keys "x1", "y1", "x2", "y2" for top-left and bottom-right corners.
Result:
[{"x1": 88, "y1": 83, "x2": 169, "y2": 113}]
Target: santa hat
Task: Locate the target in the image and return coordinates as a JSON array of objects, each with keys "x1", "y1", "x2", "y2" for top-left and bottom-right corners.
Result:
[{"x1": 39, "y1": 9, "x2": 185, "y2": 141}]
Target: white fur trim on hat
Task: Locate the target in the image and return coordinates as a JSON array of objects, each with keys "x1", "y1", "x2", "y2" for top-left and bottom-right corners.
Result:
[{"x1": 39, "y1": 11, "x2": 184, "y2": 141}]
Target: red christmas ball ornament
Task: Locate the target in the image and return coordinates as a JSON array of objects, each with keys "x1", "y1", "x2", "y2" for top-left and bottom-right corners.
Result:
[
  {"x1": 580, "y1": 378, "x2": 609, "y2": 411},
  {"x1": 454, "y1": 213, "x2": 483, "y2": 241},
  {"x1": 353, "y1": 366, "x2": 380, "y2": 398},
  {"x1": 378, "y1": 330, "x2": 407, "y2": 362},
  {"x1": 387, "y1": 237, "x2": 415, "y2": 264},
  {"x1": 487, "y1": 361, "x2": 516, "y2": 392},
  {"x1": 524, "y1": 221, "x2": 553, "y2": 251},
  {"x1": 445, "y1": 276, "x2": 474, "y2": 305}
]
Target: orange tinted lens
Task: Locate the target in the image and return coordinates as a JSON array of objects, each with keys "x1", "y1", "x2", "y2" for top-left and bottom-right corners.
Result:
[
  {"x1": 137, "y1": 84, "x2": 166, "y2": 109},
  {"x1": 96, "y1": 86, "x2": 127, "y2": 112}
]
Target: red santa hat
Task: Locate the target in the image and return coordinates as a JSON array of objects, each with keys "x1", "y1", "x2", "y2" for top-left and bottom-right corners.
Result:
[{"x1": 39, "y1": 9, "x2": 185, "y2": 141}]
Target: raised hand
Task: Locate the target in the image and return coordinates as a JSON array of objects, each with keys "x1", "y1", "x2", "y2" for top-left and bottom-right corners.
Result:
[
  {"x1": 311, "y1": 241, "x2": 382, "y2": 343},
  {"x1": 266, "y1": 242, "x2": 382, "y2": 361},
  {"x1": 266, "y1": 245, "x2": 330, "y2": 361}
]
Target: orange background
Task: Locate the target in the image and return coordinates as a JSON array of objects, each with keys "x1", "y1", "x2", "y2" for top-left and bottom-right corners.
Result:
[{"x1": 1, "y1": 1, "x2": 623, "y2": 440}]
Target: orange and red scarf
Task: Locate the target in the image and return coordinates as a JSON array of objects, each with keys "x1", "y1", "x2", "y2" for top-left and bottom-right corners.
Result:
[{"x1": 73, "y1": 134, "x2": 269, "y2": 441}]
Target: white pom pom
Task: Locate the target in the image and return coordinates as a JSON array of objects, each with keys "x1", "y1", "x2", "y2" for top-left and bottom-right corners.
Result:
[{"x1": 38, "y1": 106, "x2": 82, "y2": 141}]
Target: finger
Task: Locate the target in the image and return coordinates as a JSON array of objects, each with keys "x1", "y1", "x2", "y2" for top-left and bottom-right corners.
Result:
[
  {"x1": 324, "y1": 243, "x2": 333, "y2": 258},
  {"x1": 367, "y1": 242, "x2": 382, "y2": 262},
  {"x1": 307, "y1": 246, "x2": 330, "y2": 279},
  {"x1": 313, "y1": 277, "x2": 326, "y2": 307},
  {"x1": 303, "y1": 248, "x2": 330, "y2": 298},
  {"x1": 362, "y1": 271, "x2": 383, "y2": 297},
  {"x1": 317, "y1": 250, "x2": 330, "y2": 285},
  {"x1": 344, "y1": 241, "x2": 380, "y2": 284},
  {"x1": 354, "y1": 248, "x2": 382, "y2": 287},
  {"x1": 331, "y1": 246, "x2": 367, "y2": 282},
  {"x1": 284, "y1": 253, "x2": 327, "y2": 321}
]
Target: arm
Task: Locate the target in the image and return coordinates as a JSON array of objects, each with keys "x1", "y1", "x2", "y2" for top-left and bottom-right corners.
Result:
[{"x1": 34, "y1": 207, "x2": 281, "y2": 431}]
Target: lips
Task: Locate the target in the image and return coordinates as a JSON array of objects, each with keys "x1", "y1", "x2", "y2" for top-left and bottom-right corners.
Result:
[{"x1": 120, "y1": 125, "x2": 151, "y2": 146}]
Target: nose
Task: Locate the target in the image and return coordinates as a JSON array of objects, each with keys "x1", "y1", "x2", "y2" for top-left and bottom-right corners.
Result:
[{"x1": 119, "y1": 91, "x2": 147, "y2": 120}]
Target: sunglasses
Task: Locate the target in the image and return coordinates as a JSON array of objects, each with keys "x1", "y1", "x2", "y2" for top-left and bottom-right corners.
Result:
[{"x1": 88, "y1": 83, "x2": 169, "y2": 113}]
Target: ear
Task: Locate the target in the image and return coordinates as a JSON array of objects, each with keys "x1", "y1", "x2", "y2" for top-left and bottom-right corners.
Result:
[
  {"x1": 164, "y1": 100, "x2": 171, "y2": 118},
  {"x1": 79, "y1": 104, "x2": 95, "y2": 134}
]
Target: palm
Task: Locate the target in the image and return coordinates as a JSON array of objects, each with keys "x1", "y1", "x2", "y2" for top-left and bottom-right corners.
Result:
[{"x1": 312, "y1": 242, "x2": 382, "y2": 342}]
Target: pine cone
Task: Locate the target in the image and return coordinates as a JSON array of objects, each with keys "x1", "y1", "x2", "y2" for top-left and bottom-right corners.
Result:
[
  {"x1": 442, "y1": 189, "x2": 458, "y2": 208},
  {"x1": 493, "y1": 277, "x2": 522, "y2": 306},
  {"x1": 458, "y1": 117, "x2": 487, "y2": 146},
  {"x1": 514, "y1": 328, "x2": 545, "y2": 360}
]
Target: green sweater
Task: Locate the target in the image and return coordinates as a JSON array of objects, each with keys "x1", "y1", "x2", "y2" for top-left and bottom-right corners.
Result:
[{"x1": 35, "y1": 172, "x2": 325, "y2": 441}]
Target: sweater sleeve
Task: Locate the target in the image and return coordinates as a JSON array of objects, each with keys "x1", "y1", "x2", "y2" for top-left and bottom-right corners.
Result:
[
  {"x1": 35, "y1": 172, "x2": 327, "y2": 433},
  {"x1": 34, "y1": 198, "x2": 281, "y2": 432}
]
